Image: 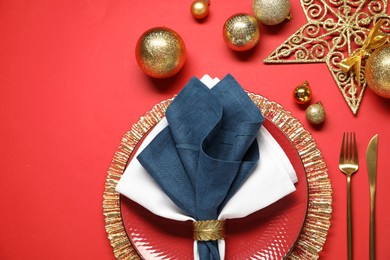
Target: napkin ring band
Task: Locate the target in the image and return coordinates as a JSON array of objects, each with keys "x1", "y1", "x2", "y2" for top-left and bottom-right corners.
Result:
[{"x1": 193, "y1": 220, "x2": 225, "y2": 241}]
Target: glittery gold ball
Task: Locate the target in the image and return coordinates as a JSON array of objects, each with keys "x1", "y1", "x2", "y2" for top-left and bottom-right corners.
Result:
[
  {"x1": 306, "y1": 102, "x2": 326, "y2": 125},
  {"x1": 223, "y1": 14, "x2": 260, "y2": 52},
  {"x1": 252, "y1": 0, "x2": 290, "y2": 25},
  {"x1": 293, "y1": 81, "x2": 312, "y2": 104},
  {"x1": 190, "y1": 0, "x2": 209, "y2": 20},
  {"x1": 135, "y1": 27, "x2": 186, "y2": 78},
  {"x1": 365, "y1": 44, "x2": 390, "y2": 98}
]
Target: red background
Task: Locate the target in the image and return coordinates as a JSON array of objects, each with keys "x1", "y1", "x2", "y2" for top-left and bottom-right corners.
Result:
[{"x1": 1, "y1": 0, "x2": 389, "y2": 259}]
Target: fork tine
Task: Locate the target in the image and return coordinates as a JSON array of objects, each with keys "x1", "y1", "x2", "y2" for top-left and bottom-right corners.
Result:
[
  {"x1": 339, "y1": 132, "x2": 346, "y2": 164},
  {"x1": 348, "y1": 132, "x2": 352, "y2": 162},
  {"x1": 352, "y1": 132, "x2": 358, "y2": 164}
]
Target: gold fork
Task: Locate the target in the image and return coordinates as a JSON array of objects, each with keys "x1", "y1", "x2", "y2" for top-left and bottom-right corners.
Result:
[{"x1": 339, "y1": 132, "x2": 359, "y2": 260}]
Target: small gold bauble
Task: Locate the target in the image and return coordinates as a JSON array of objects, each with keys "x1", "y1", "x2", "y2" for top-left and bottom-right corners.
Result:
[
  {"x1": 223, "y1": 14, "x2": 260, "y2": 51},
  {"x1": 365, "y1": 44, "x2": 390, "y2": 98},
  {"x1": 135, "y1": 27, "x2": 186, "y2": 78},
  {"x1": 306, "y1": 102, "x2": 326, "y2": 125},
  {"x1": 252, "y1": 0, "x2": 291, "y2": 25},
  {"x1": 293, "y1": 80, "x2": 312, "y2": 104},
  {"x1": 190, "y1": 0, "x2": 209, "y2": 20}
]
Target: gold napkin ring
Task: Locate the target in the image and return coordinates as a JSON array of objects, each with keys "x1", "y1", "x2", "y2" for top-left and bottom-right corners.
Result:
[{"x1": 193, "y1": 220, "x2": 225, "y2": 241}]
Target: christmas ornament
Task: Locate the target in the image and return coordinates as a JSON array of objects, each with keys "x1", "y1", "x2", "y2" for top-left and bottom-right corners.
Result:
[
  {"x1": 135, "y1": 27, "x2": 186, "y2": 78},
  {"x1": 223, "y1": 14, "x2": 260, "y2": 51},
  {"x1": 293, "y1": 81, "x2": 312, "y2": 104},
  {"x1": 252, "y1": 0, "x2": 291, "y2": 25},
  {"x1": 264, "y1": 0, "x2": 390, "y2": 115},
  {"x1": 366, "y1": 44, "x2": 390, "y2": 98},
  {"x1": 190, "y1": 0, "x2": 209, "y2": 20},
  {"x1": 338, "y1": 19, "x2": 388, "y2": 88},
  {"x1": 306, "y1": 102, "x2": 326, "y2": 125}
]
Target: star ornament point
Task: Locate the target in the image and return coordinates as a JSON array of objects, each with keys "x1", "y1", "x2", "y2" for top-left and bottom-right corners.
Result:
[{"x1": 264, "y1": 0, "x2": 390, "y2": 115}]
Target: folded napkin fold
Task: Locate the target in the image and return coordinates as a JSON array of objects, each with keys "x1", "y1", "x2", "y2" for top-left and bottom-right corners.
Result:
[
  {"x1": 116, "y1": 74, "x2": 297, "y2": 260},
  {"x1": 137, "y1": 74, "x2": 263, "y2": 259}
]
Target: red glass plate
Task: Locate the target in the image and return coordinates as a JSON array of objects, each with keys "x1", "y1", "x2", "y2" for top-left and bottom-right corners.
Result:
[{"x1": 120, "y1": 119, "x2": 308, "y2": 259}]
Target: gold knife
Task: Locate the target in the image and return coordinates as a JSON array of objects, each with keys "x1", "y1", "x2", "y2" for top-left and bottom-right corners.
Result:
[{"x1": 366, "y1": 134, "x2": 378, "y2": 260}]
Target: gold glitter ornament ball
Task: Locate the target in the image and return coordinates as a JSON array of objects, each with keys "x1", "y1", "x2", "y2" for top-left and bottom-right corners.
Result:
[
  {"x1": 223, "y1": 14, "x2": 260, "y2": 51},
  {"x1": 306, "y1": 102, "x2": 326, "y2": 125},
  {"x1": 190, "y1": 0, "x2": 209, "y2": 20},
  {"x1": 135, "y1": 27, "x2": 186, "y2": 78},
  {"x1": 365, "y1": 44, "x2": 390, "y2": 98},
  {"x1": 252, "y1": 0, "x2": 290, "y2": 25},
  {"x1": 293, "y1": 80, "x2": 312, "y2": 104}
]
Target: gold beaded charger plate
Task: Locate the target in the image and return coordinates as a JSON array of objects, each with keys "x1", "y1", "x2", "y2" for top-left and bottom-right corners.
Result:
[{"x1": 103, "y1": 92, "x2": 332, "y2": 259}]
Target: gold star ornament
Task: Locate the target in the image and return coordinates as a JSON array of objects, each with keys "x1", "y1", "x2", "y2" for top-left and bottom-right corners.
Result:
[{"x1": 264, "y1": 0, "x2": 390, "y2": 115}]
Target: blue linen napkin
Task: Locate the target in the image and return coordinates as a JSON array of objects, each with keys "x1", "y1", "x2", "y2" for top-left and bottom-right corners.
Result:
[{"x1": 137, "y1": 74, "x2": 264, "y2": 260}]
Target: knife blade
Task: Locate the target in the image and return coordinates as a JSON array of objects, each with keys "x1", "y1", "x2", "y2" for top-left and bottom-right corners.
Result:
[
  {"x1": 366, "y1": 134, "x2": 378, "y2": 260},
  {"x1": 367, "y1": 134, "x2": 378, "y2": 192}
]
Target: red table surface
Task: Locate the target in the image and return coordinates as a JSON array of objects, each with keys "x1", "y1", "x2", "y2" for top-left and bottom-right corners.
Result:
[{"x1": 1, "y1": 1, "x2": 389, "y2": 259}]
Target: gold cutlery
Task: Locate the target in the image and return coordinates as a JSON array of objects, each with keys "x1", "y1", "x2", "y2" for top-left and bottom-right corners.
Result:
[
  {"x1": 366, "y1": 134, "x2": 378, "y2": 260},
  {"x1": 339, "y1": 132, "x2": 359, "y2": 260}
]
